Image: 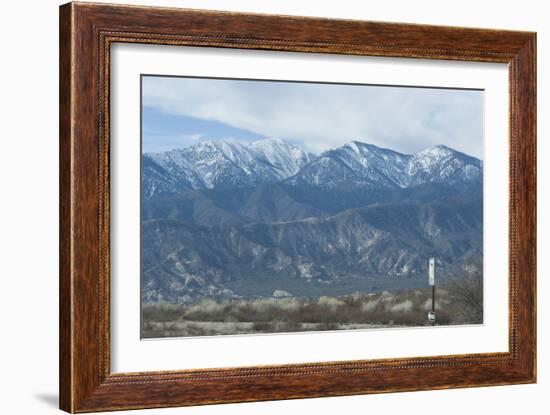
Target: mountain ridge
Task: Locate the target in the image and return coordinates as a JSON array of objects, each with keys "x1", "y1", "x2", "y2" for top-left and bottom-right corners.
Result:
[
  {"x1": 141, "y1": 138, "x2": 483, "y2": 304},
  {"x1": 286, "y1": 140, "x2": 482, "y2": 189},
  {"x1": 142, "y1": 193, "x2": 482, "y2": 303},
  {"x1": 143, "y1": 138, "x2": 482, "y2": 199}
]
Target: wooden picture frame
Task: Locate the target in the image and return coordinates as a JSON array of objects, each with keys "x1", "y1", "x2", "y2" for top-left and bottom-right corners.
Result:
[{"x1": 59, "y1": 2, "x2": 536, "y2": 412}]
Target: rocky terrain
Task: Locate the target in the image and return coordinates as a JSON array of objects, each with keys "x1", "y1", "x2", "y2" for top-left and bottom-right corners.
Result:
[{"x1": 141, "y1": 138, "x2": 483, "y2": 304}]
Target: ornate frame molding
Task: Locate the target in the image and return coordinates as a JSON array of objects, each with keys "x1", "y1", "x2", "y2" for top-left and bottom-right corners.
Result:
[{"x1": 60, "y1": 2, "x2": 536, "y2": 412}]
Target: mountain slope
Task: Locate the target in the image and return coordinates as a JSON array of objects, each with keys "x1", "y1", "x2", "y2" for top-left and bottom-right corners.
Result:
[
  {"x1": 142, "y1": 180, "x2": 478, "y2": 227},
  {"x1": 407, "y1": 144, "x2": 483, "y2": 187},
  {"x1": 141, "y1": 138, "x2": 483, "y2": 304},
  {"x1": 287, "y1": 141, "x2": 410, "y2": 188},
  {"x1": 250, "y1": 138, "x2": 316, "y2": 177},
  {"x1": 287, "y1": 141, "x2": 482, "y2": 190},
  {"x1": 142, "y1": 194, "x2": 482, "y2": 302},
  {"x1": 145, "y1": 139, "x2": 315, "y2": 198},
  {"x1": 143, "y1": 139, "x2": 482, "y2": 199}
]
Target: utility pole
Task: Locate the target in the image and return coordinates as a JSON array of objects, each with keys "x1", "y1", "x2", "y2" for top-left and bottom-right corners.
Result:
[{"x1": 428, "y1": 258, "x2": 436, "y2": 325}]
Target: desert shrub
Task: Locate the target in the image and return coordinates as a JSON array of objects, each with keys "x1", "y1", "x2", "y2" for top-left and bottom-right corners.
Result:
[
  {"x1": 317, "y1": 296, "x2": 344, "y2": 309},
  {"x1": 252, "y1": 321, "x2": 272, "y2": 332},
  {"x1": 422, "y1": 299, "x2": 445, "y2": 311},
  {"x1": 315, "y1": 322, "x2": 341, "y2": 331},
  {"x1": 445, "y1": 274, "x2": 483, "y2": 324},
  {"x1": 252, "y1": 320, "x2": 302, "y2": 333},
  {"x1": 141, "y1": 278, "x2": 484, "y2": 338},
  {"x1": 141, "y1": 301, "x2": 183, "y2": 322},
  {"x1": 276, "y1": 297, "x2": 302, "y2": 312},
  {"x1": 390, "y1": 300, "x2": 414, "y2": 313},
  {"x1": 361, "y1": 300, "x2": 378, "y2": 313},
  {"x1": 186, "y1": 298, "x2": 226, "y2": 318},
  {"x1": 379, "y1": 291, "x2": 395, "y2": 303}
]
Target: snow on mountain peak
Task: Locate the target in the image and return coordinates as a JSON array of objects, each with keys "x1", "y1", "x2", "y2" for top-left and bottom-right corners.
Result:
[
  {"x1": 143, "y1": 138, "x2": 482, "y2": 199},
  {"x1": 145, "y1": 138, "x2": 316, "y2": 193},
  {"x1": 251, "y1": 138, "x2": 315, "y2": 177},
  {"x1": 416, "y1": 144, "x2": 455, "y2": 158},
  {"x1": 289, "y1": 140, "x2": 481, "y2": 190},
  {"x1": 346, "y1": 140, "x2": 364, "y2": 154},
  {"x1": 406, "y1": 144, "x2": 481, "y2": 185}
]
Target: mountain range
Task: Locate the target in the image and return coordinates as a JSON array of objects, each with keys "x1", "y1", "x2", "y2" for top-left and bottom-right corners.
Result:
[
  {"x1": 143, "y1": 138, "x2": 482, "y2": 199},
  {"x1": 141, "y1": 138, "x2": 483, "y2": 303}
]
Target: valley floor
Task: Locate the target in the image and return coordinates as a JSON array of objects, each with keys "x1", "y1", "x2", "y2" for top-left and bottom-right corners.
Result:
[
  {"x1": 143, "y1": 321, "x2": 389, "y2": 338},
  {"x1": 141, "y1": 275, "x2": 483, "y2": 338}
]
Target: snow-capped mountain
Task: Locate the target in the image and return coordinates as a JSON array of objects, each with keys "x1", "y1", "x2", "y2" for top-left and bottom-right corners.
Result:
[
  {"x1": 141, "y1": 138, "x2": 483, "y2": 303},
  {"x1": 287, "y1": 141, "x2": 482, "y2": 189},
  {"x1": 406, "y1": 144, "x2": 482, "y2": 187},
  {"x1": 251, "y1": 138, "x2": 316, "y2": 177},
  {"x1": 142, "y1": 156, "x2": 189, "y2": 200},
  {"x1": 143, "y1": 138, "x2": 482, "y2": 199},
  {"x1": 287, "y1": 141, "x2": 411, "y2": 188},
  {"x1": 144, "y1": 138, "x2": 315, "y2": 198}
]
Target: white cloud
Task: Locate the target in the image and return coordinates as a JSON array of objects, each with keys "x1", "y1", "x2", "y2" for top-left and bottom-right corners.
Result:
[
  {"x1": 141, "y1": 132, "x2": 205, "y2": 153},
  {"x1": 142, "y1": 76, "x2": 483, "y2": 158}
]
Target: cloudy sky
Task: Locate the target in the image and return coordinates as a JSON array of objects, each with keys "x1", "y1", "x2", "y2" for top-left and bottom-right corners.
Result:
[{"x1": 142, "y1": 75, "x2": 484, "y2": 158}]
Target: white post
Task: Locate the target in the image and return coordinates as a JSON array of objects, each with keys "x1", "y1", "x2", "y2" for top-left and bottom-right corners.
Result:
[
  {"x1": 429, "y1": 258, "x2": 435, "y2": 286},
  {"x1": 428, "y1": 258, "x2": 436, "y2": 324}
]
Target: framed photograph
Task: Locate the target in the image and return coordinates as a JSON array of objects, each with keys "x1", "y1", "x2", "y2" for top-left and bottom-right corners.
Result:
[
  {"x1": 59, "y1": 2, "x2": 536, "y2": 412},
  {"x1": 139, "y1": 75, "x2": 485, "y2": 339}
]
